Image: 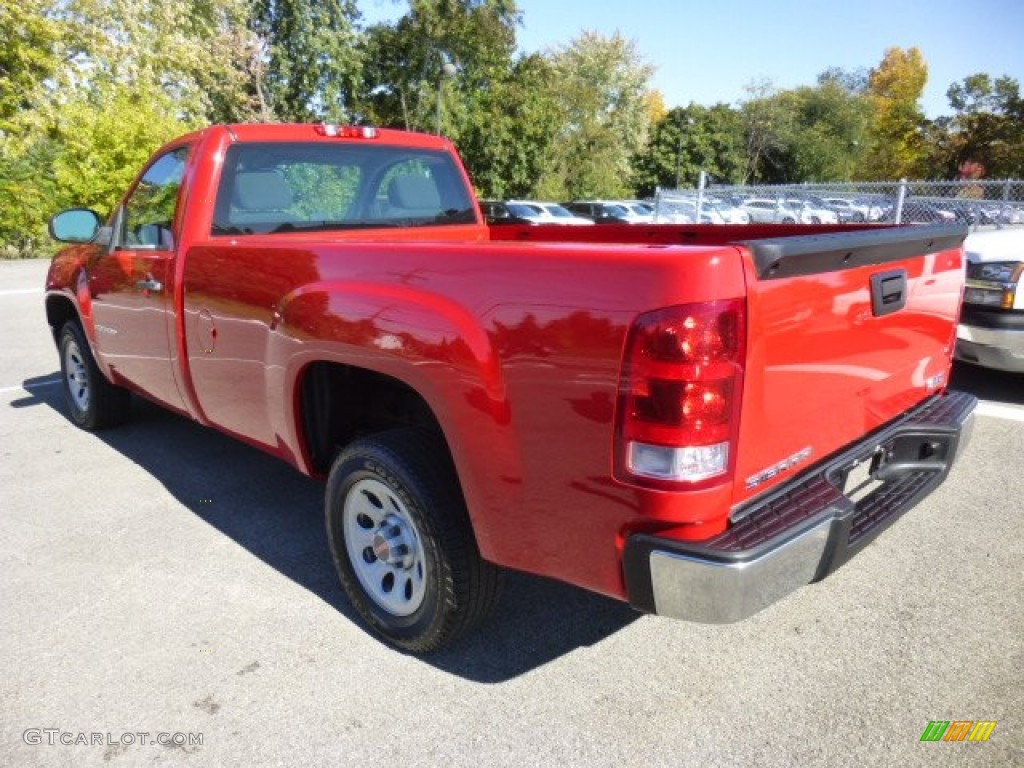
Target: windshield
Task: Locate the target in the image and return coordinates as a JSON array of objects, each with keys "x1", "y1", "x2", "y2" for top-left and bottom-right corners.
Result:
[
  {"x1": 544, "y1": 204, "x2": 574, "y2": 218},
  {"x1": 507, "y1": 204, "x2": 538, "y2": 217},
  {"x1": 212, "y1": 142, "x2": 477, "y2": 235}
]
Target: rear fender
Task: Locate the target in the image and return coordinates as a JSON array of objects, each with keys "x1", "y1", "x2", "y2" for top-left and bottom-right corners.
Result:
[{"x1": 271, "y1": 281, "x2": 519, "y2": 559}]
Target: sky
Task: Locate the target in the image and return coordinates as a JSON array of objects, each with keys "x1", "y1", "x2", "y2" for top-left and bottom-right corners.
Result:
[{"x1": 360, "y1": 0, "x2": 1024, "y2": 118}]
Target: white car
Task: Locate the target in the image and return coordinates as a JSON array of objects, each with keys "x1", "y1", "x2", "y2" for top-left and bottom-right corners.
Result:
[
  {"x1": 507, "y1": 201, "x2": 594, "y2": 225},
  {"x1": 956, "y1": 228, "x2": 1024, "y2": 372},
  {"x1": 820, "y1": 198, "x2": 867, "y2": 222},
  {"x1": 780, "y1": 199, "x2": 839, "y2": 225},
  {"x1": 704, "y1": 197, "x2": 751, "y2": 224},
  {"x1": 616, "y1": 201, "x2": 656, "y2": 224},
  {"x1": 740, "y1": 198, "x2": 800, "y2": 224},
  {"x1": 654, "y1": 199, "x2": 728, "y2": 224}
]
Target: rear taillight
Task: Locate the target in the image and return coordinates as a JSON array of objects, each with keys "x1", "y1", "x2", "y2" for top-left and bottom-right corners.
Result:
[{"x1": 615, "y1": 299, "x2": 746, "y2": 489}]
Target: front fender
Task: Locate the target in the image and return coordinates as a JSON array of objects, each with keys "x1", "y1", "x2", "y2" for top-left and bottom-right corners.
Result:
[{"x1": 44, "y1": 250, "x2": 115, "y2": 378}]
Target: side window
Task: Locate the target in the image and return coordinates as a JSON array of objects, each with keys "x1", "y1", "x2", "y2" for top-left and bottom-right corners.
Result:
[{"x1": 120, "y1": 147, "x2": 189, "y2": 250}]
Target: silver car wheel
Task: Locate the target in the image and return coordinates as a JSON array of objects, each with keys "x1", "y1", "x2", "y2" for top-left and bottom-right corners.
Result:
[
  {"x1": 63, "y1": 337, "x2": 91, "y2": 413},
  {"x1": 342, "y1": 477, "x2": 427, "y2": 617}
]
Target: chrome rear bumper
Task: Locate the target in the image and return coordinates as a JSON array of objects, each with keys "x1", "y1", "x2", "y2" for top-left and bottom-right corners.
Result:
[{"x1": 623, "y1": 390, "x2": 977, "y2": 623}]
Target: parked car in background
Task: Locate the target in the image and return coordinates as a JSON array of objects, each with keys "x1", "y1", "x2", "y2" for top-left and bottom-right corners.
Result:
[
  {"x1": 854, "y1": 196, "x2": 891, "y2": 221},
  {"x1": 526, "y1": 201, "x2": 595, "y2": 225},
  {"x1": 704, "y1": 197, "x2": 752, "y2": 224},
  {"x1": 780, "y1": 198, "x2": 840, "y2": 225},
  {"x1": 932, "y1": 201, "x2": 978, "y2": 225},
  {"x1": 879, "y1": 200, "x2": 957, "y2": 225},
  {"x1": 562, "y1": 201, "x2": 636, "y2": 224},
  {"x1": 977, "y1": 203, "x2": 1024, "y2": 226},
  {"x1": 480, "y1": 200, "x2": 538, "y2": 226},
  {"x1": 654, "y1": 199, "x2": 725, "y2": 224},
  {"x1": 740, "y1": 198, "x2": 800, "y2": 224},
  {"x1": 821, "y1": 197, "x2": 868, "y2": 223},
  {"x1": 618, "y1": 201, "x2": 656, "y2": 223},
  {"x1": 819, "y1": 196, "x2": 892, "y2": 223},
  {"x1": 956, "y1": 228, "x2": 1024, "y2": 372}
]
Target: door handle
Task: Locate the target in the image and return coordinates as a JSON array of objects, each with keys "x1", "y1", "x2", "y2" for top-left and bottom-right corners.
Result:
[
  {"x1": 136, "y1": 277, "x2": 163, "y2": 293},
  {"x1": 870, "y1": 269, "x2": 907, "y2": 317}
]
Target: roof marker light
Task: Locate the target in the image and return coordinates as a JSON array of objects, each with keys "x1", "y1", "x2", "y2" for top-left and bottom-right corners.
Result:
[{"x1": 316, "y1": 124, "x2": 379, "y2": 139}]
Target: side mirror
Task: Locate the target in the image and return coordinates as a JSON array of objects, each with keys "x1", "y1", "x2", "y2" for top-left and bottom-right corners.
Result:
[{"x1": 49, "y1": 208, "x2": 103, "y2": 243}]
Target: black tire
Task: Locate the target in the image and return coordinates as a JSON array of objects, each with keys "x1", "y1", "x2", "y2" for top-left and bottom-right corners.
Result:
[
  {"x1": 58, "y1": 321, "x2": 131, "y2": 430},
  {"x1": 325, "y1": 429, "x2": 502, "y2": 652}
]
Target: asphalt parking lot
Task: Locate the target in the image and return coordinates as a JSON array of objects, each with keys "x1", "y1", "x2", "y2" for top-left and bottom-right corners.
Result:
[{"x1": 1, "y1": 258, "x2": 1021, "y2": 767}]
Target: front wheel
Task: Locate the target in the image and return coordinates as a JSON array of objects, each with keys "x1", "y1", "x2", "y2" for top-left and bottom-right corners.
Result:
[
  {"x1": 325, "y1": 429, "x2": 502, "y2": 652},
  {"x1": 58, "y1": 322, "x2": 131, "y2": 430}
]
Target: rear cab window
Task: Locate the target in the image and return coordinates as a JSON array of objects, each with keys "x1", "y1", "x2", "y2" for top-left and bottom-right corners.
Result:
[{"x1": 211, "y1": 143, "x2": 477, "y2": 236}]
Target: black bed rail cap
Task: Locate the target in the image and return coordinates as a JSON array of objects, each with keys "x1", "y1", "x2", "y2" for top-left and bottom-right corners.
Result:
[{"x1": 741, "y1": 223, "x2": 968, "y2": 280}]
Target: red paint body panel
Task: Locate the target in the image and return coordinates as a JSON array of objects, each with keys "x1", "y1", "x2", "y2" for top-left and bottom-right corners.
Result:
[
  {"x1": 44, "y1": 124, "x2": 967, "y2": 602},
  {"x1": 732, "y1": 247, "x2": 963, "y2": 505}
]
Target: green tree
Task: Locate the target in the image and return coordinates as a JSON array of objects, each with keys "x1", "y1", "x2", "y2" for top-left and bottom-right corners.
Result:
[
  {"x1": 739, "y1": 80, "x2": 794, "y2": 183},
  {"x1": 631, "y1": 104, "x2": 745, "y2": 196},
  {"x1": 357, "y1": 1, "x2": 555, "y2": 199},
  {"x1": 941, "y1": 73, "x2": 1024, "y2": 179},
  {"x1": 358, "y1": 0, "x2": 520, "y2": 133},
  {"x1": 786, "y1": 73, "x2": 871, "y2": 181},
  {"x1": 454, "y1": 53, "x2": 562, "y2": 199},
  {"x1": 54, "y1": 0, "x2": 259, "y2": 123},
  {"x1": 0, "y1": 140, "x2": 60, "y2": 257},
  {"x1": 250, "y1": 0, "x2": 364, "y2": 122},
  {"x1": 860, "y1": 47, "x2": 928, "y2": 179},
  {"x1": 535, "y1": 31, "x2": 656, "y2": 200},
  {"x1": 49, "y1": 86, "x2": 196, "y2": 216},
  {"x1": 1, "y1": 1, "x2": 261, "y2": 256},
  {"x1": 0, "y1": 1, "x2": 63, "y2": 134}
]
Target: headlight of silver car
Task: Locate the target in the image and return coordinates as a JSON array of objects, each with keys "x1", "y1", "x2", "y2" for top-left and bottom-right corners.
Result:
[{"x1": 963, "y1": 260, "x2": 1023, "y2": 309}]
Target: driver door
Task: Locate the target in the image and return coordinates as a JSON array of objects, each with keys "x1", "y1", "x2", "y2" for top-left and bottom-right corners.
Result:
[{"x1": 88, "y1": 147, "x2": 189, "y2": 412}]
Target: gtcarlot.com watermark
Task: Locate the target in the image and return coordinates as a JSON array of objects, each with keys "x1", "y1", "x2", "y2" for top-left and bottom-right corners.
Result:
[{"x1": 23, "y1": 729, "x2": 203, "y2": 747}]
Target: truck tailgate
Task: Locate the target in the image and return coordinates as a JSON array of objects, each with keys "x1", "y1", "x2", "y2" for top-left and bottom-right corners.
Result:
[{"x1": 732, "y1": 224, "x2": 967, "y2": 507}]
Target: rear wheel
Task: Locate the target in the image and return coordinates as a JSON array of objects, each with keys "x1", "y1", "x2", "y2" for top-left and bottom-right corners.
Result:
[
  {"x1": 325, "y1": 429, "x2": 501, "y2": 652},
  {"x1": 58, "y1": 322, "x2": 131, "y2": 430}
]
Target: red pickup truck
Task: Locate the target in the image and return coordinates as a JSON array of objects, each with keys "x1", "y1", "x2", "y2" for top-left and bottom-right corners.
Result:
[{"x1": 45, "y1": 123, "x2": 976, "y2": 652}]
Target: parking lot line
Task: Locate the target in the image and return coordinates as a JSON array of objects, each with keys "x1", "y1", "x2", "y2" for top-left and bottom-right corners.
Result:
[
  {"x1": 976, "y1": 401, "x2": 1024, "y2": 423},
  {"x1": 0, "y1": 377, "x2": 60, "y2": 396}
]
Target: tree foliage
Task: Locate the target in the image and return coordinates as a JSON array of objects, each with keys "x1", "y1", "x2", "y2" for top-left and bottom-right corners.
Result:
[
  {"x1": 860, "y1": 46, "x2": 928, "y2": 179},
  {"x1": 50, "y1": 86, "x2": 196, "y2": 215},
  {"x1": 3, "y1": 3, "x2": 1023, "y2": 259},
  {"x1": 358, "y1": 0, "x2": 519, "y2": 133},
  {"x1": 941, "y1": 73, "x2": 1024, "y2": 179},
  {"x1": 250, "y1": 0, "x2": 364, "y2": 122},
  {"x1": 453, "y1": 53, "x2": 563, "y2": 199},
  {"x1": 54, "y1": 0, "x2": 259, "y2": 123},
  {"x1": 631, "y1": 105, "x2": 745, "y2": 195},
  {"x1": 0, "y1": 1, "x2": 63, "y2": 134},
  {"x1": 534, "y1": 31, "x2": 656, "y2": 200}
]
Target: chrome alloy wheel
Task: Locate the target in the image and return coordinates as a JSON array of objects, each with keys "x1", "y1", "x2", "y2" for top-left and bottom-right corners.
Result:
[
  {"x1": 63, "y1": 337, "x2": 91, "y2": 413},
  {"x1": 343, "y1": 478, "x2": 427, "y2": 617}
]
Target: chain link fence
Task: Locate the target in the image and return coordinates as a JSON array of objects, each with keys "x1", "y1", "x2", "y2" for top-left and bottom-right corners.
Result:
[{"x1": 652, "y1": 177, "x2": 1024, "y2": 229}]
